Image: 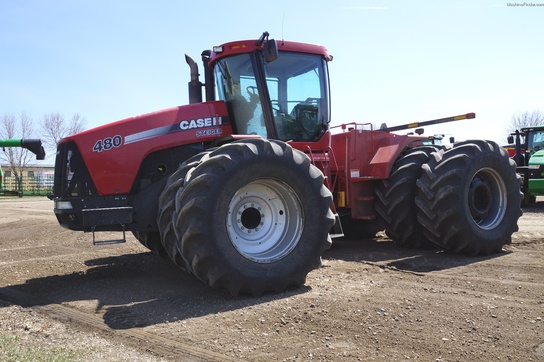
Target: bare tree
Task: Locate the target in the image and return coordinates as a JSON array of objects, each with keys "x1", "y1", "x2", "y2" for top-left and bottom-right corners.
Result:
[
  {"x1": 41, "y1": 112, "x2": 86, "y2": 151},
  {"x1": 0, "y1": 112, "x2": 36, "y2": 180},
  {"x1": 68, "y1": 113, "x2": 86, "y2": 136},
  {"x1": 506, "y1": 110, "x2": 544, "y2": 136}
]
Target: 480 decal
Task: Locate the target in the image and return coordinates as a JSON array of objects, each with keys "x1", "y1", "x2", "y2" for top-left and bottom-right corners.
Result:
[{"x1": 93, "y1": 135, "x2": 123, "y2": 152}]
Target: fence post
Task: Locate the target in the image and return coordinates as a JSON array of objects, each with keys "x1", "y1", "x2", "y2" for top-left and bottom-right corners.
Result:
[{"x1": 16, "y1": 176, "x2": 23, "y2": 197}]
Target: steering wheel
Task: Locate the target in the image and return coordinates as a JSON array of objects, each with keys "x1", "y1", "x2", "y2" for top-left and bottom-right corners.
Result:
[
  {"x1": 247, "y1": 86, "x2": 258, "y2": 96},
  {"x1": 302, "y1": 97, "x2": 320, "y2": 105},
  {"x1": 245, "y1": 86, "x2": 260, "y2": 105}
]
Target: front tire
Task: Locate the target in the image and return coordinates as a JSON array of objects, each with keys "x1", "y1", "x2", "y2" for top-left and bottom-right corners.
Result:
[
  {"x1": 173, "y1": 139, "x2": 334, "y2": 296},
  {"x1": 157, "y1": 152, "x2": 212, "y2": 272},
  {"x1": 415, "y1": 140, "x2": 523, "y2": 256}
]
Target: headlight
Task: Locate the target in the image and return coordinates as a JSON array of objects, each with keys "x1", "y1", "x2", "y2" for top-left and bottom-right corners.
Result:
[{"x1": 55, "y1": 200, "x2": 73, "y2": 210}]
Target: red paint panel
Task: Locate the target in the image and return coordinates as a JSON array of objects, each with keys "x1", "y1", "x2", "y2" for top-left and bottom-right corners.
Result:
[
  {"x1": 61, "y1": 101, "x2": 231, "y2": 195},
  {"x1": 329, "y1": 128, "x2": 423, "y2": 215}
]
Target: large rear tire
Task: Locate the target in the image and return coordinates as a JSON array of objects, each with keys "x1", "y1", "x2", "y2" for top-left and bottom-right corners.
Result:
[
  {"x1": 415, "y1": 140, "x2": 523, "y2": 256},
  {"x1": 375, "y1": 146, "x2": 439, "y2": 248},
  {"x1": 172, "y1": 139, "x2": 334, "y2": 296}
]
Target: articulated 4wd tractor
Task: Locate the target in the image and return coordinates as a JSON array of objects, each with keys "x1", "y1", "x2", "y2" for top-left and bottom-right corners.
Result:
[{"x1": 51, "y1": 32, "x2": 522, "y2": 296}]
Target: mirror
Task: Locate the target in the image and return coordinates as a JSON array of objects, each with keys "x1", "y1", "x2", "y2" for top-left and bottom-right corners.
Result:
[{"x1": 263, "y1": 39, "x2": 278, "y2": 62}]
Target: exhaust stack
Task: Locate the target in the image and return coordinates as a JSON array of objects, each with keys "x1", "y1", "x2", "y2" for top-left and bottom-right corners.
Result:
[{"x1": 185, "y1": 54, "x2": 202, "y2": 104}]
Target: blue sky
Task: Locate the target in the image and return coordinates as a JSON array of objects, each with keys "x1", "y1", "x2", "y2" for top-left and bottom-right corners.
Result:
[{"x1": 1, "y1": 0, "x2": 543, "y2": 146}]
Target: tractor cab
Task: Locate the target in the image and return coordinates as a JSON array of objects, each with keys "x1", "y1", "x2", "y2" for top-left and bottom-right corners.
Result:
[
  {"x1": 523, "y1": 126, "x2": 544, "y2": 198},
  {"x1": 507, "y1": 125, "x2": 544, "y2": 203},
  {"x1": 524, "y1": 126, "x2": 544, "y2": 153},
  {"x1": 195, "y1": 32, "x2": 332, "y2": 142}
]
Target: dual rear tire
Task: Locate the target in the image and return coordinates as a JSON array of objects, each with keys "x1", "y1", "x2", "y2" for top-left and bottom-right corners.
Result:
[
  {"x1": 377, "y1": 141, "x2": 522, "y2": 256},
  {"x1": 375, "y1": 146, "x2": 439, "y2": 248},
  {"x1": 415, "y1": 140, "x2": 522, "y2": 255}
]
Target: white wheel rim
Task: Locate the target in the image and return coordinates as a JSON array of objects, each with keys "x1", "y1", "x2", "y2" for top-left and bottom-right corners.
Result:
[
  {"x1": 468, "y1": 167, "x2": 507, "y2": 230},
  {"x1": 227, "y1": 179, "x2": 303, "y2": 263}
]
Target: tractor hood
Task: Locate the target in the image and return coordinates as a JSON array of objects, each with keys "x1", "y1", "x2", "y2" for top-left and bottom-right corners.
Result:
[
  {"x1": 58, "y1": 101, "x2": 231, "y2": 195},
  {"x1": 529, "y1": 149, "x2": 544, "y2": 165}
]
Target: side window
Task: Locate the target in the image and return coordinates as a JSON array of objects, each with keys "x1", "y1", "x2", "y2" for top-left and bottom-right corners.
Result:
[
  {"x1": 285, "y1": 68, "x2": 321, "y2": 141},
  {"x1": 532, "y1": 131, "x2": 544, "y2": 150},
  {"x1": 286, "y1": 68, "x2": 321, "y2": 114}
]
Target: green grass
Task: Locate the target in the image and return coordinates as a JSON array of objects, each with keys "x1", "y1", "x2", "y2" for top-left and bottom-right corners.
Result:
[{"x1": 0, "y1": 333, "x2": 89, "y2": 362}]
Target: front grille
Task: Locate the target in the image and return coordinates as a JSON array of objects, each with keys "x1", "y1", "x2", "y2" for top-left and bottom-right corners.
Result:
[{"x1": 54, "y1": 142, "x2": 97, "y2": 198}]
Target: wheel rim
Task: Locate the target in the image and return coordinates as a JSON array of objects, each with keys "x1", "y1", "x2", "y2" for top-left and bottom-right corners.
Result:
[
  {"x1": 467, "y1": 167, "x2": 507, "y2": 230},
  {"x1": 227, "y1": 179, "x2": 303, "y2": 263}
]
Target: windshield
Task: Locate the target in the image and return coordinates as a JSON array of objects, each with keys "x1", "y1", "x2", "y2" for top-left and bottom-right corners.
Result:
[
  {"x1": 528, "y1": 130, "x2": 544, "y2": 152},
  {"x1": 214, "y1": 54, "x2": 266, "y2": 137},
  {"x1": 214, "y1": 51, "x2": 330, "y2": 141}
]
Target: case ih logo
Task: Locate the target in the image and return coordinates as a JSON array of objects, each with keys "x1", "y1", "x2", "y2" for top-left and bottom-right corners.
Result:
[
  {"x1": 179, "y1": 117, "x2": 223, "y2": 130},
  {"x1": 124, "y1": 116, "x2": 226, "y2": 146}
]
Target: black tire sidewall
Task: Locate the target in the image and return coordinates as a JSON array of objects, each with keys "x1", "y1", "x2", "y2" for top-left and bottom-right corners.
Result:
[
  {"x1": 417, "y1": 141, "x2": 522, "y2": 255},
  {"x1": 454, "y1": 149, "x2": 521, "y2": 243}
]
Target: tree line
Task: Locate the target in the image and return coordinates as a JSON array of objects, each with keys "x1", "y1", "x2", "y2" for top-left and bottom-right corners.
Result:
[{"x1": 1, "y1": 112, "x2": 86, "y2": 179}]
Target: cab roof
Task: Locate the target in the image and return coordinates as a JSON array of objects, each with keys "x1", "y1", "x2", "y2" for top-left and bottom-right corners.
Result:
[{"x1": 209, "y1": 39, "x2": 331, "y2": 66}]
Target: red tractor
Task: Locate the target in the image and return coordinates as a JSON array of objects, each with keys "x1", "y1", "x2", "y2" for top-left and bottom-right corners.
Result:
[{"x1": 51, "y1": 32, "x2": 522, "y2": 296}]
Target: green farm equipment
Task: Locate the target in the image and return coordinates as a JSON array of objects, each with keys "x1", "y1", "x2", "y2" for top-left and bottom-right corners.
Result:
[
  {"x1": 1, "y1": 139, "x2": 45, "y2": 192},
  {"x1": 507, "y1": 126, "x2": 544, "y2": 205}
]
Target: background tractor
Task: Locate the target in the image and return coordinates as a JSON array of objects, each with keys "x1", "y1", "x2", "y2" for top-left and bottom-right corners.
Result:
[
  {"x1": 50, "y1": 32, "x2": 522, "y2": 296},
  {"x1": 506, "y1": 126, "x2": 544, "y2": 205}
]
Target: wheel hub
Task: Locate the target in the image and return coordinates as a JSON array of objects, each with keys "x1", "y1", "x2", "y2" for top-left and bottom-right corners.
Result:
[
  {"x1": 227, "y1": 179, "x2": 303, "y2": 263},
  {"x1": 237, "y1": 203, "x2": 264, "y2": 232},
  {"x1": 467, "y1": 168, "x2": 507, "y2": 230},
  {"x1": 469, "y1": 176, "x2": 493, "y2": 221}
]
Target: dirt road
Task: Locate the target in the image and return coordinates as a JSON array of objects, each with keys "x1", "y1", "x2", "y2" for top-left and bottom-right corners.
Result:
[{"x1": 1, "y1": 197, "x2": 543, "y2": 361}]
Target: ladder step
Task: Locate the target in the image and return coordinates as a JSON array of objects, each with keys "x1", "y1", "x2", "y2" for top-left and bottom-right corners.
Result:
[
  {"x1": 91, "y1": 226, "x2": 127, "y2": 246},
  {"x1": 93, "y1": 239, "x2": 126, "y2": 246},
  {"x1": 329, "y1": 213, "x2": 344, "y2": 239}
]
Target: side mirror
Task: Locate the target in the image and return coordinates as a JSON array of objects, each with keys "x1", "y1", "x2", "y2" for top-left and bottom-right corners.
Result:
[
  {"x1": 449, "y1": 137, "x2": 455, "y2": 144},
  {"x1": 263, "y1": 39, "x2": 278, "y2": 63},
  {"x1": 507, "y1": 135, "x2": 514, "y2": 144}
]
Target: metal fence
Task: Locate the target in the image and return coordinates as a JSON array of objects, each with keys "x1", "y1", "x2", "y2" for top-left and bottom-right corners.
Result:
[{"x1": 0, "y1": 176, "x2": 53, "y2": 196}]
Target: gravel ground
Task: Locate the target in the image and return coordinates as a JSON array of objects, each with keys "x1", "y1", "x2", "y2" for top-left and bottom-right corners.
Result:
[{"x1": 0, "y1": 197, "x2": 543, "y2": 361}]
